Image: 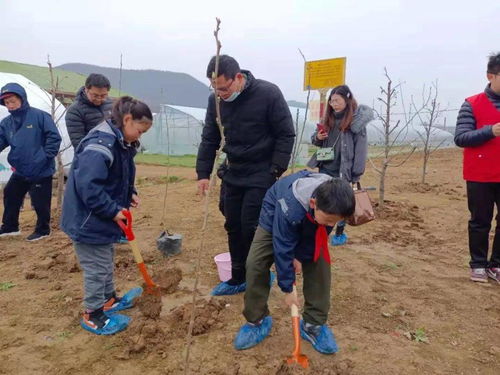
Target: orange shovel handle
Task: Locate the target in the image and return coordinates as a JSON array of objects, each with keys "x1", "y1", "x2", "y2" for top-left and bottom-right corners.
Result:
[{"x1": 116, "y1": 210, "x2": 156, "y2": 289}]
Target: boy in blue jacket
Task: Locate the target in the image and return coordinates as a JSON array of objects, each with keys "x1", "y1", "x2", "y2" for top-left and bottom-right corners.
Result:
[
  {"x1": 61, "y1": 96, "x2": 152, "y2": 335},
  {"x1": 0, "y1": 83, "x2": 61, "y2": 241},
  {"x1": 234, "y1": 171, "x2": 355, "y2": 354}
]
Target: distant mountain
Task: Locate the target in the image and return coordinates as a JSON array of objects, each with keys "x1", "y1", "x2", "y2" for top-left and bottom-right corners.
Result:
[
  {"x1": 0, "y1": 60, "x2": 122, "y2": 98},
  {"x1": 287, "y1": 100, "x2": 307, "y2": 108},
  {"x1": 57, "y1": 63, "x2": 210, "y2": 112}
]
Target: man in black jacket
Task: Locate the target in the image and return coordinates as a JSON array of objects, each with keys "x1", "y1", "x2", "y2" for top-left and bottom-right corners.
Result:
[
  {"x1": 65, "y1": 74, "x2": 113, "y2": 150},
  {"x1": 196, "y1": 55, "x2": 295, "y2": 296}
]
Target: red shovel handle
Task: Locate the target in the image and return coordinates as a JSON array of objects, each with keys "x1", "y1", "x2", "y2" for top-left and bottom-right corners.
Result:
[{"x1": 116, "y1": 209, "x2": 135, "y2": 241}]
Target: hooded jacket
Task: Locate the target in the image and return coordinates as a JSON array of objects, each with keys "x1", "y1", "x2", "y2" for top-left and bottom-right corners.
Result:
[
  {"x1": 0, "y1": 83, "x2": 62, "y2": 180},
  {"x1": 196, "y1": 70, "x2": 295, "y2": 189},
  {"x1": 259, "y1": 170, "x2": 334, "y2": 293},
  {"x1": 61, "y1": 120, "x2": 136, "y2": 244},
  {"x1": 65, "y1": 86, "x2": 113, "y2": 149},
  {"x1": 308, "y1": 104, "x2": 373, "y2": 182}
]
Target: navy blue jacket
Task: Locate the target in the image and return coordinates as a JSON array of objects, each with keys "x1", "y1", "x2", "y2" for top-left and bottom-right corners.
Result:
[
  {"x1": 61, "y1": 120, "x2": 136, "y2": 244},
  {"x1": 0, "y1": 83, "x2": 62, "y2": 180},
  {"x1": 259, "y1": 170, "x2": 334, "y2": 293}
]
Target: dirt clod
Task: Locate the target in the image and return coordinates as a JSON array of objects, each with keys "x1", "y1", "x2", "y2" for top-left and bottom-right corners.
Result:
[{"x1": 136, "y1": 293, "x2": 162, "y2": 319}]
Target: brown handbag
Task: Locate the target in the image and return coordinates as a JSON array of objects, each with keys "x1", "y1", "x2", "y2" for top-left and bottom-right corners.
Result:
[{"x1": 346, "y1": 182, "x2": 375, "y2": 226}]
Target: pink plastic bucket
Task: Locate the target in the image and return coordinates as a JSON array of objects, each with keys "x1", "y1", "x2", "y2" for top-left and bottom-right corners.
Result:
[{"x1": 214, "y1": 252, "x2": 232, "y2": 282}]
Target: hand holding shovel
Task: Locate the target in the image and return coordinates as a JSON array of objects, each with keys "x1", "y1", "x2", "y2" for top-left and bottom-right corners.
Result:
[{"x1": 116, "y1": 209, "x2": 159, "y2": 295}]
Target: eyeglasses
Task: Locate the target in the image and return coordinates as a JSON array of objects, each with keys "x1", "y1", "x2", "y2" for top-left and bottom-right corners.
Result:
[{"x1": 209, "y1": 79, "x2": 234, "y2": 94}]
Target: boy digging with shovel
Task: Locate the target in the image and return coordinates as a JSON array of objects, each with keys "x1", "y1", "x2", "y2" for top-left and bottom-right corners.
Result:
[{"x1": 234, "y1": 171, "x2": 355, "y2": 354}]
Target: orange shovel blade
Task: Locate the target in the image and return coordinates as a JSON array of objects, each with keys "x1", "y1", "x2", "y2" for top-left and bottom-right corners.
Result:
[{"x1": 285, "y1": 316, "x2": 309, "y2": 368}]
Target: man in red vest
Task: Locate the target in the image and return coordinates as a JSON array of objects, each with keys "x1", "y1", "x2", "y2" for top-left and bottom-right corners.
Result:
[{"x1": 455, "y1": 52, "x2": 500, "y2": 283}]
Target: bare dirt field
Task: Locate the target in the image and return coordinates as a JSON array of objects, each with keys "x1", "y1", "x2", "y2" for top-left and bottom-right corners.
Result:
[{"x1": 1, "y1": 148, "x2": 499, "y2": 375}]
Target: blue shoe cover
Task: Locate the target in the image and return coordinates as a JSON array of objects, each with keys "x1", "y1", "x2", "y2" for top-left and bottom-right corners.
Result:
[
  {"x1": 211, "y1": 281, "x2": 246, "y2": 296},
  {"x1": 105, "y1": 287, "x2": 143, "y2": 314},
  {"x1": 331, "y1": 233, "x2": 348, "y2": 246},
  {"x1": 117, "y1": 236, "x2": 129, "y2": 244},
  {"x1": 234, "y1": 316, "x2": 272, "y2": 350},
  {"x1": 300, "y1": 320, "x2": 338, "y2": 354},
  {"x1": 269, "y1": 271, "x2": 276, "y2": 287},
  {"x1": 81, "y1": 313, "x2": 130, "y2": 335}
]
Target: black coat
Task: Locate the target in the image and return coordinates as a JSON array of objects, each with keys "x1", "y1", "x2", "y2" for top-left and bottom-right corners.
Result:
[
  {"x1": 454, "y1": 85, "x2": 500, "y2": 148},
  {"x1": 196, "y1": 71, "x2": 295, "y2": 188},
  {"x1": 65, "y1": 87, "x2": 113, "y2": 149}
]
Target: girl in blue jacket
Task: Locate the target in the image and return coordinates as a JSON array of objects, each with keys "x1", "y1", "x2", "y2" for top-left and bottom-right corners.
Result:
[{"x1": 61, "y1": 96, "x2": 152, "y2": 335}]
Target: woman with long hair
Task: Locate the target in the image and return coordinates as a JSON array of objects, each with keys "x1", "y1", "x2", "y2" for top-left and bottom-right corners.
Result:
[{"x1": 308, "y1": 85, "x2": 373, "y2": 245}]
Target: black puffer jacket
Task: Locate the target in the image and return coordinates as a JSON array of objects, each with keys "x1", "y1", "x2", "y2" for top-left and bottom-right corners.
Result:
[
  {"x1": 65, "y1": 86, "x2": 113, "y2": 149},
  {"x1": 454, "y1": 85, "x2": 500, "y2": 147},
  {"x1": 196, "y1": 71, "x2": 295, "y2": 188}
]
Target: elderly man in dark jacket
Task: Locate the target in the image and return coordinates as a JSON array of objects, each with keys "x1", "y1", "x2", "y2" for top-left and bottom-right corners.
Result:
[
  {"x1": 0, "y1": 83, "x2": 61, "y2": 241},
  {"x1": 454, "y1": 52, "x2": 500, "y2": 283},
  {"x1": 66, "y1": 73, "x2": 113, "y2": 150},
  {"x1": 196, "y1": 55, "x2": 296, "y2": 296}
]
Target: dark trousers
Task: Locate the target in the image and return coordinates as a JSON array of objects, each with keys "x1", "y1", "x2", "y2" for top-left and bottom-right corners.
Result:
[
  {"x1": 466, "y1": 181, "x2": 500, "y2": 269},
  {"x1": 243, "y1": 226, "x2": 331, "y2": 325},
  {"x1": 223, "y1": 183, "x2": 268, "y2": 284},
  {"x1": 2, "y1": 174, "x2": 52, "y2": 235}
]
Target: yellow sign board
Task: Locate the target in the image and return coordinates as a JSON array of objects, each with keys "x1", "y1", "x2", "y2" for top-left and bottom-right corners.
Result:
[{"x1": 303, "y1": 57, "x2": 346, "y2": 91}]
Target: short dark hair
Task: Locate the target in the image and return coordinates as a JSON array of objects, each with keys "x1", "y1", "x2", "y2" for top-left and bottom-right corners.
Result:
[
  {"x1": 111, "y1": 96, "x2": 152, "y2": 129},
  {"x1": 85, "y1": 73, "x2": 111, "y2": 90},
  {"x1": 206, "y1": 55, "x2": 240, "y2": 80},
  {"x1": 314, "y1": 178, "x2": 355, "y2": 218},
  {"x1": 487, "y1": 52, "x2": 500, "y2": 75}
]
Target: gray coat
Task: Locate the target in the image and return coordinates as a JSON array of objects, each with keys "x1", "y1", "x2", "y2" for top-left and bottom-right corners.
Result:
[{"x1": 307, "y1": 104, "x2": 373, "y2": 182}]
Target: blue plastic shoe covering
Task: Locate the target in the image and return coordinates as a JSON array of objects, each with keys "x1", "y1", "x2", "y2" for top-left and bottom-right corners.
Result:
[
  {"x1": 117, "y1": 236, "x2": 129, "y2": 244},
  {"x1": 211, "y1": 281, "x2": 246, "y2": 296},
  {"x1": 234, "y1": 316, "x2": 273, "y2": 350},
  {"x1": 331, "y1": 233, "x2": 348, "y2": 246},
  {"x1": 269, "y1": 271, "x2": 276, "y2": 287},
  {"x1": 300, "y1": 320, "x2": 338, "y2": 354},
  {"x1": 105, "y1": 287, "x2": 143, "y2": 314},
  {"x1": 81, "y1": 313, "x2": 131, "y2": 335}
]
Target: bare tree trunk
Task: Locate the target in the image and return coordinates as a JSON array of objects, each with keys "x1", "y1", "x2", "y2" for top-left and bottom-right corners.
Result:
[
  {"x1": 379, "y1": 161, "x2": 388, "y2": 207},
  {"x1": 422, "y1": 151, "x2": 429, "y2": 184}
]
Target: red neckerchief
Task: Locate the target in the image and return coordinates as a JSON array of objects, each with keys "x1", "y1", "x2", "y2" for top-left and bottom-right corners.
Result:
[{"x1": 306, "y1": 212, "x2": 331, "y2": 264}]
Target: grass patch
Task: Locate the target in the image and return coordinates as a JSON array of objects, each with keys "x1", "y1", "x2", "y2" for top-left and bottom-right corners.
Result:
[
  {"x1": 56, "y1": 331, "x2": 73, "y2": 340},
  {"x1": 0, "y1": 282, "x2": 16, "y2": 291},
  {"x1": 382, "y1": 262, "x2": 400, "y2": 271},
  {"x1": 135, "y1": 153, "x2": 196, "y2": 168},
  {"x1": 136, "y1": 175, "x2": 185, "y2": 186}
]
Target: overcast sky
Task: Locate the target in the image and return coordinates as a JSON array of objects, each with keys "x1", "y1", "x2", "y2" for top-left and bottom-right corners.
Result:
[{"x1": 1, "y1": 0, "x2": 499, "y2": 124}]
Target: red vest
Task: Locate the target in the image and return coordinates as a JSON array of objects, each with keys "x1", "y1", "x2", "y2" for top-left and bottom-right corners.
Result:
[{"x1": 463, "y1": 93, "x2": 500, "y2": 182}]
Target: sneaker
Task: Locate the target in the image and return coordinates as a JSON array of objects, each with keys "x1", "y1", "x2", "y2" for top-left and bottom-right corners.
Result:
[
  {"x1": 470, "y1": 268, "x2": 488, "y2": 283},
  {"x1": 234, "y1": 316, "x2": 273, "y2": 350},
  {"x1": 211, "y1": 281, "x2": 246, "y2": 296},
  {"x1": 104, "y1": 287, "x2": 143, "y2": 314},
  {"x1": 26, "y1": 232, "x2": 50, "y2": 242},
  {"x1": 81, "y1": 307, "x2": 130, "y2": 335},
  {"x1": 300, "y1": 320, "x2": 338, "y2": 354},
  {"x1": 487, "y1": 268, "x2": 500, "y2": 283},
  {"x1": 331, "y1": 233, "x2": 348, "y2": 246},
  {"x1": 0, "y1": 227, "x2": 21, "y2": 237}
]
